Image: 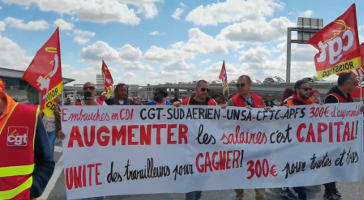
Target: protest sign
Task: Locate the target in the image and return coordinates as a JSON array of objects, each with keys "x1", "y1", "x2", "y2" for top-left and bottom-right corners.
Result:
[{"x1": 61, "y1": 104, "x2": 363, "y2": 199}]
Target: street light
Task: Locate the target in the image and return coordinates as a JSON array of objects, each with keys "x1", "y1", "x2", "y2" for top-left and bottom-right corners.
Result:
[{"x1": 286, "y1": 17, "x2": 323, "y2": 83}]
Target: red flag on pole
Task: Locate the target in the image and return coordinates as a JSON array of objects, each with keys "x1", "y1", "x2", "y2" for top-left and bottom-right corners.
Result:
[
  {"x1": 21, "y1": 27, "x2": 63, "y2": 117},
  {"x1": 219, "y1": 60, "x2": 228, "y2": 95},
  {"x1": 307, "y1": 4, "x2": 361, "y2": 80},
  {"x1": 350, "y1": 43, "x2": 364, "y2": 98},
  {"x1": 101, "y1": 60, "x2": 114, "y2": 98}
]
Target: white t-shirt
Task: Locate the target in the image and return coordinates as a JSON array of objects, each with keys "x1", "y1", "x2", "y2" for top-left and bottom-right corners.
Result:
[{"x1": 43, "y1": 114, "x2": 56, "y2": 132}]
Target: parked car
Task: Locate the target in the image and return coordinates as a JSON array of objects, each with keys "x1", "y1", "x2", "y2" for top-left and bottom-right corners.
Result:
[
  {"x1": 252, "y1": 79, "x2": 262, "y2": 85},
  {"x1": 302, "y1": 77, "x2": 314, "y2": 82},
  {"x1": 263, "y1": 76, "x2": 285, "y2": 84}
]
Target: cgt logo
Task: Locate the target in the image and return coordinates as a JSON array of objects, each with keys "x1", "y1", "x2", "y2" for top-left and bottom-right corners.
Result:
[
  {"x1": 353, "y1": 69, "x2": 364, "y2": 88},
  {"x1": 316, "y1": 20, "x2": 354, "y2": 65},
  {"x1": 7, "y1": 127, "x2": 28, "y2": 146}
]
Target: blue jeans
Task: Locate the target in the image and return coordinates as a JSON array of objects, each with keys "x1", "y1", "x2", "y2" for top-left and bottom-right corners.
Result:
[
  {"x1": 185, "y1": 191, "x2": 202, "y2": 200},
  {"x1": 81, "y1": 197, "x2": 104, "y2": 200},
  {"x1": 47, "y1": 130, "x2": 57, "y2": 153}
]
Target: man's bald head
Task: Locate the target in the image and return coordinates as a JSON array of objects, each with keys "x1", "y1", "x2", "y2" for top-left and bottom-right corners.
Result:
[
  {"x1": 83, "y1": 82, "x2": 96, "y2": 99},
  {"x1": 83, "y1": 82, "x2": 96, "y2": 88}
]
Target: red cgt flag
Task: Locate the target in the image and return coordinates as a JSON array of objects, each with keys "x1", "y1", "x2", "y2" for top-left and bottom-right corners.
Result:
[
  {"x1": 307, "y1": 3, "x2": 361, "y2": 80},
  {"x1": 219, "y1": 60, "x2": 228, "y2": 95},
  {"x1": 0, "y1": 78, "x2": 5, "y2": 91},
  {"x1": 101, "y1": 60, "x2": 114, "y2": 98},
  {"x1": 350, "y1": 43, "x2": 364, "y2": 98},
  {"x1": 21, "y1": 28, "x2": 63, "y2": 117}
]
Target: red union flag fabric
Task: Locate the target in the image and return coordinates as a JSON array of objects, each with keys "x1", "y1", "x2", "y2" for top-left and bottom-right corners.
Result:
[
  {"x1": 307, "y1": 3, "x2": 361, "y2": 80},
  {"x1": 101, "y1": 60, "x2": 114, "y2": 98},
  {"x1": 0, "y1": 78, "x2": 5, "y2": 91},
  {"x1": 219, "y1": 60, "x2": 228, "y2": 95},
  {"x1": 21, "y1": 28, "x2": 63, "y2": 117},
  {"x1": 350, "y1": 43, "x2": 364, "y2": 98}
]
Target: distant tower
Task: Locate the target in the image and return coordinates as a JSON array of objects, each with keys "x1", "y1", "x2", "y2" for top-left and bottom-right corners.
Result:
[{"x1": 96, "y1": 74, "x2": 104, "y2": 88}]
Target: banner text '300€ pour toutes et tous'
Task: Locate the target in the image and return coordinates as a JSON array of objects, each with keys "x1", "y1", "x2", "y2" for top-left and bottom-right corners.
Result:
[{"x1": 61, "y1": 104, "x2": 363, "y2": 199}]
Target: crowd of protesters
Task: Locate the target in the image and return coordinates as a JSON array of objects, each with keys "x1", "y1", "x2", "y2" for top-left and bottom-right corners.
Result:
[{"x1": 46, "y1": 72, "x2": 362, "y2": 200}]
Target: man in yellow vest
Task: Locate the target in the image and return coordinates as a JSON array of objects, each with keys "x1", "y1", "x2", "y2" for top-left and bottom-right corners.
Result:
[{"x1": 0, "y1": 88, "x2": 55, "y2": 200}]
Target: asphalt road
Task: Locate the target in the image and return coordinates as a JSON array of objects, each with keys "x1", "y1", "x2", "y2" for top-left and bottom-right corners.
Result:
[{"x1": 40, "y1": 140, "x2": 364, "y2": 200}]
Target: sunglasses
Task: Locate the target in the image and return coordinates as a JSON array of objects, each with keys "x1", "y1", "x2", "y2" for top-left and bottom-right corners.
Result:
[
  {"x1": 236, "y1": 83, "x2": 248, "y2": 88},
  {"x1": 153, "y1": 93, "x2": 161, "y2": 95},
  {"x1": 83, "y1": 86, "x2": 95, "y2": 90},
  {"x1": 200, "y1": 88, "x2": 210, "y2": 92},
  {"x1": 300, "y1": 87, "x2": 312, "y2": 92}
]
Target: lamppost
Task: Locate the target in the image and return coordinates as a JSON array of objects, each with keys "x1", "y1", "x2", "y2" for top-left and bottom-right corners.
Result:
[{"x1": 286, "y1": 17, "x2": 323, "y2": 83}]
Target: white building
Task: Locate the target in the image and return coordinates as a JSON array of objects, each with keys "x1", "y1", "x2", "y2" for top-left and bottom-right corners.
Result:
[{"x1": 96, "y1": 74, "x2": 103, "y2": 86}]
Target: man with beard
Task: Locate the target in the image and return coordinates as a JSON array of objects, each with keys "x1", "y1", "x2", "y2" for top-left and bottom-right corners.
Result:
[
  {"x1": 284, "y1": 79, "x2": 313, "y2": 200},
  {"x1": 286, "y1": 80, "x2": 314, "y2": 106}
]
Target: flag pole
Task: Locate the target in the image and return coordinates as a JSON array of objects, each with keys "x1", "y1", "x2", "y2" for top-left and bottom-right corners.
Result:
[
  {"x1": 360, "y1": 71, "x2": 363, "y2": 103},
  {"x1": 61, "y1": 92, "x2": 64, "y2": 106},
  {"x1": 226, "y1": 60, "x2": 229, "y2": 97},
  {"x1": 226, "y1": 79, "x2": 229, "y2": 97}
]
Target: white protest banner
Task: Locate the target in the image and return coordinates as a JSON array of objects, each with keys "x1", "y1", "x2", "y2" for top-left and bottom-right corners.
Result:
[{"x1": 61, "y1": 103, "x2": 363, "y2": 199}]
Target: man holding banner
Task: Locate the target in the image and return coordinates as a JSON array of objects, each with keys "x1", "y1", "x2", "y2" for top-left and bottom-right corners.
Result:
[
  {"x1": 74, "y1": 81, "x2": 106, "y2": 200},
  {"x1": 323, "y1": 72, "x2": 361, "y2": 200},
  {"x1": 284, "y1": 79, "x2": 316, "y2": 200},
  {"x1": 174, "y1": 80, "x2": 216, "y2": 200},
  {"x1": 226, "y1": 75, "x2": 266, "y2": 200}
]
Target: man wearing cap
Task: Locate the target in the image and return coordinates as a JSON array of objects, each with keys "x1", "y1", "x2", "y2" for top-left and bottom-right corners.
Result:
[
  {"x1": 0, "y1": 87, "x2": 55, "y2": 199},
  {"x1": 225, "y1": 75, "x2": 267, "y2": 200},
  {"x1": 284, "y1": 79, "x2": 312, "y2": 200}
]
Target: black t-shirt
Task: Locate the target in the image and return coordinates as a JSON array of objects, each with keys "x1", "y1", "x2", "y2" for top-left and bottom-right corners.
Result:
[
  {"x1": 324, "y1": 95, "x2": 339, "y2": 104},
  {"x1": 264, "y1": 100, "x2": 274, "y2": 107},
  {"x1": 325, "y1": 86, "x2": 353, "y2": 104},
  {"x1": 190, "y1": 98, "x2": 209, "y2": 105}
]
